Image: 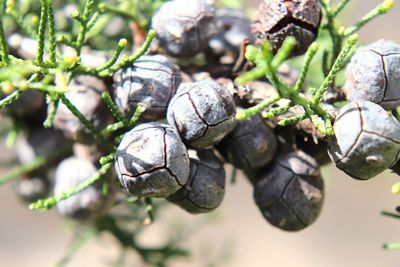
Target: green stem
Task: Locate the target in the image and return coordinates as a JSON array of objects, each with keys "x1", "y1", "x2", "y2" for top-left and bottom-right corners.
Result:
[
  {"x1": 75, "y1": 0, "x2": 96, "y2": 55},
  {"x1": 56, "y1": 34, "x2": 75, "y2": 48},
  {"x1": 0, "y1": 90, "x2": 23, "y2": 108},
  {"x1": 234, "y1": 66, "x2": 268, "y2": 85},
  {"x1": 114, "y1": 105, "x2": 146, "y2": 143},
  {"x1": 30, "y1": 163, "x2": 112, "y2": 210},
  {"x1": 323, "y1": 114, "x2": 333, "y2": 136},
  {"x1": 47, "y1": 0, "x2": 57, "y2": 65},
  {"x1": 5, "y1": 122, "x2": 20, "y2": 148},
  {"x1": 262, "y1": 102, "x2": 292, "y2": 119},
  {"x1": 311, "y1": 35, "x2": 358, "y2": 107},
  {"x1": 59, "y1": 94, "x2": 104, "y2": 143},
  {"x1": 278, "y1": 114, "x2": 307, "y2": 126},
  {"x1": 331, "y1": 0, "x2": 351, "y2": 17},
  {"x1": 72, "y1": 12, "x2": 85, "y2": 25},
  {"x1": 383, "y1": 243, "x2": 400, "y2": 251},
  {"x1": 344, "y1": 0, "x2": 394, "y2": 37},
  {"x1": 271, "y1": 36, "x2": 296, "y2": 69},
  {"x1": 322, "y1": 49, "x2": 330, "y2": 77},
  {"x1": 101, "y1": 91, "x2": 126, "y2": 123},
  {"x1": 102, "y1": 121, "x2": 125, "y2": 136},
  {"x1": 95, "y1": 39, "x2": 128, "y2": 73},
  {"x1": 236, "y1": 95, "x2": 281, "y2": 121},
  {"x1": 28, "y1": 83, "x2": 69, "y2": 93},
  {"x1": 294, "y1": 93, "x2": 332, "y2": 135},
  {"x1": 0, "y1": 156, "x2": 47, "y2": 186},
  {"x1": 259, "y1": 42, "x2": 291, "y2": 98},
  {"x1": 43, "y1": 99, "x2": 59, "y2": 128},
  {"x1": 128, "y1": 105, "x2": 146, "y2": 127},
  {"x1": 36, "y1": 0, "x2": 48, "y2": 64},
  {"x1": 238, "y1": 39, "x2": 335, "y2": 135},
  {"x1": 85, "y1": 13, "x2": 110, "y2": 40},
  {"x1": 294, "y1": 42, "x2": 318, "y2": 94},
  {"x1": 100, "y1": 30, "x2": 156, "y2": 77},
  {"x1": 0, "y1": 0, "x2": 10, "y2": 64},
  {"x1": 145, "y1": 198, "x2": 154, "y2": 224},
  {"x1": 86, "y1": 11, "x2": 100, "y2": 31},
  {"x1": 320, "y1": 0, "x2": 341, "y2": 66},
  {"x1": 99, "y1": 153, "x2": 115, "y2": 165},
  {"x1": 381, "y1": 211, "x2": 400, "y2": 220}
]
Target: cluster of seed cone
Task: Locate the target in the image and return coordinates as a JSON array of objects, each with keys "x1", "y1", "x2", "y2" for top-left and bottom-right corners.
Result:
[{"x1": 3, "y1": 0, "x2": 400, "y2": 233}]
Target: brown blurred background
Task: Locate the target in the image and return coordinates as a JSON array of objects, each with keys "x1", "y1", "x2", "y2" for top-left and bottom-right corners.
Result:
[{"x1": 1, "y1": 0, "x2": 400, "y2": 266}]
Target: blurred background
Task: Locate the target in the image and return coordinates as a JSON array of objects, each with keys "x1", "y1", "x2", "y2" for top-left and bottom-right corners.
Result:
[{"x1": 1, "y1": 0, "x2": 400, "y2": 266}]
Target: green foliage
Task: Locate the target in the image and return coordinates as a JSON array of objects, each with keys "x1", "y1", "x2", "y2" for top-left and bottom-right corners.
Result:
[
  {"x1": 235, "y1": 35, "x2": 357, "y2": 136},
  {"x1": 29, "y1": 163, "x2": 112, "y2": 210},
  {"x1": 235, "y1": 0, "x2": 393, "y2": 136},
  {"x1": 0, "y1": 155, "x2": 46, "y2": 186},
  {"x1": 382, "y1": 211, "x2": 400, "y2": 250},
  {"x1": 0, "y1": 0, "x2": 397, "y2": 264},
  {"x1": 0, "y1": 1, "x2": 167, "y2": 264}
]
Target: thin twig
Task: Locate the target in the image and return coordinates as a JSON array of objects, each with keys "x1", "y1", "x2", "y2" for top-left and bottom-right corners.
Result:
[
  {"x1": 311, "y1": 35, "x2": 358, "y2": 107},
  {"x1": 382, "y1": 211, "x2": 400, "y2": 220},
  {"x1": 59, "y1": 94, "x2": 104, "y2": 142},
  {"x1": 36, "y1": 0, "x2": 48, "y2": 64},
  {"x1": 95, "y1": 39, "x2": 127, "y2": 73},
  {"x1": 344, "y1": 0, "x2": 394, "y2": 37},
  {"x1": 331, "y1": 0, "x2": 351, "y2": 17},
  {"x1": 47, "y1": 0, "x2": 57, "y2": 65},
  {"x1": 101, "y1": 91, "x2": 126, "y2": 123},
  {"x1": 0, "y1": 156, "x2": 47, "y2": 186},
  {"x1": 100, "y1": 30, "x2": 156, "y2": 76},
  {"x1": 294, "y1": 42, "x2": 318, "y2": 94},
  {"x1": 0, "y1": 0, "x2": 10, "y2": 63},
  {"x1": 30, "y1": 163, "x2": 112, "y2": 210},
  {"x1": 43, "y1": 99, "x2": 60, "y2": 128},
  {"x1": 0, "y1": 90, "x2": 23, "y2": 108},
  {"x1": 236, "y1": 95, "x2": 281, "y2": 121}
]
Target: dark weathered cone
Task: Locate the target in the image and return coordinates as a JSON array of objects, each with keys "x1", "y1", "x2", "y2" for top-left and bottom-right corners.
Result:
[
  {"x1": 252, "y1": 0, "x2": 321, "y2": 56},
  {"x1": 206, "y1": 8, "x2": 254, "y2": 76},
  {"x1": 328, "y1": 101, "x2": 400, "y2": 180},
  {"x1": 253, "y1": 150, "x2": 324, "y2": 231},
  {"x1": 217, "y1": 114, "x2": 277, "y2": 170},
  {"x1": 115, "y1": 123, "x2": 190, "y2": 198},
  {"x1": 168, "y1": 149, "x2": 226, "y2": 214},
  {"x1": 113, "y1": 54, "x2": 181, "y2": 121},
  {"x1": 345, "y1": 39, "x2": 400, "y2": 110},
  {"x1": 167, "y1": 80, "x2": 236, "y2": 149},
  {"x1": 151, "y1": 0, "x2": 219, "y2": 57}
]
